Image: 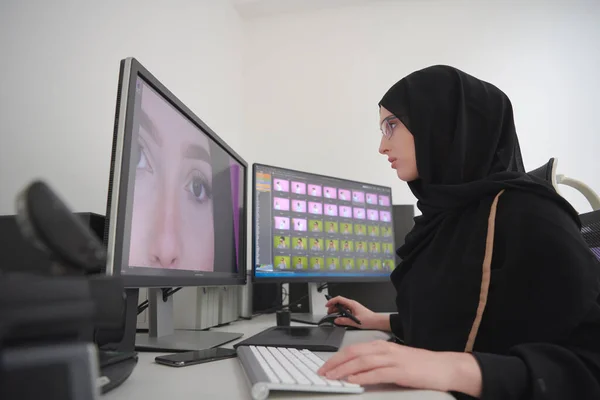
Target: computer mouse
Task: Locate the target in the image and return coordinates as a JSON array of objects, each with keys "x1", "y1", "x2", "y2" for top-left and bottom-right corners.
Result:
[{"x1": 317, "y1": 313, "x2": 343, "y2": 327}]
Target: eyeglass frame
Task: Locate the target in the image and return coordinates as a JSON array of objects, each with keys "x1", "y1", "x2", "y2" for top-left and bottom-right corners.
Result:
[{"x1": 380, "y1": 115, "x2": 399, "y2": 140}]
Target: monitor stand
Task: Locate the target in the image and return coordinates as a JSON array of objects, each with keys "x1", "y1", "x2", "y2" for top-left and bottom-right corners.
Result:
[
  {"x1": 290, "y1": 282, "x2": 329, "y2": 325},
  {"x1": 135, "y1": 288, "x2": 243, "y2": 352}
]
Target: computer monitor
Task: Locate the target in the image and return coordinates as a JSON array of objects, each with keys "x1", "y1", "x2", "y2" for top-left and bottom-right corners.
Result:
[
  {"x1": 252, "y1": 163, "x2": 396, "y2": 320},
  {"x1": 104, "y1": 57, "x2": 247, "y2": 351}
]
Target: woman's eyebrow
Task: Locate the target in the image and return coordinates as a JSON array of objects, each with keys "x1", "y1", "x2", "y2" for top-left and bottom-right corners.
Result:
[
  {"x1": 380, "y1": 114, "x2": 397, "y2": 125},
  {"x1": 184, "y1": 144, "x2": 211, "y2": 163},
  {"x1": 139, "y1": 109, "x2": 162, "y2": 147}
]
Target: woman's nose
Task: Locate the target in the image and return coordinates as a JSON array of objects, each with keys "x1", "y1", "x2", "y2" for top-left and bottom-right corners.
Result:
[
  {"x1": 151, "y1": 199, "x2": 181, "y2": 269},
  {"x1": 379, "y1": 136, "x2": 389, "y2": 155},
  {"x1": 153, "y1": 231, "x2": 180, "y2": 268}
]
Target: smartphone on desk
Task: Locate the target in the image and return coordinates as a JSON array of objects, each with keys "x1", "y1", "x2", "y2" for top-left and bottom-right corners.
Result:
[{"x1": 155, "y1": 348, "x2": 237, "y2": 367}]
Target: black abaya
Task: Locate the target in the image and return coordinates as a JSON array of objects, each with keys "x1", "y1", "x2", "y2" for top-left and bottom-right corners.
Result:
[{"x1": 380, "y1": 65, "x2": 600, "y2": 399}]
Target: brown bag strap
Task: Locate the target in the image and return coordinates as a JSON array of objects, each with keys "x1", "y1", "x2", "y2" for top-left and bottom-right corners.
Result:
[{"x1": 464, "y1": 190, "x2": 505, "y2": 353}]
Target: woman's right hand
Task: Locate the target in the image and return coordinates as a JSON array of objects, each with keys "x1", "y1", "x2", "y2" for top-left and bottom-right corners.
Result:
[{"x1": 325, "y1": 296, "x2": 391, "y2": 331}]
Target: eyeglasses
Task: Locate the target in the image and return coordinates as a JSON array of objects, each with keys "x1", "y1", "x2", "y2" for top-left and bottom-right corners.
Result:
[{"x1": 380, "y1": 115, "x2": 398, "y2": 140}]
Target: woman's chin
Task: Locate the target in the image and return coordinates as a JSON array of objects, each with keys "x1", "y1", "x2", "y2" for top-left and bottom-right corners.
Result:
[{"x1": 395, "y1": 165, "x2": 419, "y2": 182}]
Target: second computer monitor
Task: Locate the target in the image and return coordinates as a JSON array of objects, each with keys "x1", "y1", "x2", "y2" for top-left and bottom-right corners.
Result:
[{"x1": 253, "y1": 163, "x2": 396, "y2": 282}]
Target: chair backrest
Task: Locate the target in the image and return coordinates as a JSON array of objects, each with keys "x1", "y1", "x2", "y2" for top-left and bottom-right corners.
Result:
[
  {"x1": 581, "y1": 210, "x2": 600, "y2": 262},
  {"x1": 528, "y1": 158, "x2": 558, "y2": 191},
  {"x1": 527, "y1": 157, "x2": 600, "y2": 211}
]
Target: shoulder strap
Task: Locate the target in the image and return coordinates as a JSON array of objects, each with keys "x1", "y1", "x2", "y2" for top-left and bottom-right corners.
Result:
[{"x1": 464, "y1": 189, "x2": 505, "y2": 353}]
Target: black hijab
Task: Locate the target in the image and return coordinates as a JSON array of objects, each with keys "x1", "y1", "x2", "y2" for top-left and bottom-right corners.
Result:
[{"x1": 379, "y1": 65, "x2": 579, "y2": 260}]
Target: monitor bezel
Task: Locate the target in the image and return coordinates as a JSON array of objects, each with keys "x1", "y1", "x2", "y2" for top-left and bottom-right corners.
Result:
[
  {"x1": 251, "y1": 162, "x2": 395, "y2": 283},
  {"x1": 104, "y1": 57, "x2": 247, "y2": 288}
]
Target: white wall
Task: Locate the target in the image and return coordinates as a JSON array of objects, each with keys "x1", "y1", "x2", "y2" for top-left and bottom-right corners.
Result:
[
  {"x1": 242, "y1": 0, "x2": 600, "y2": 214},
  {"x1": 0, "y1": 0, "x2": 244, "y2": 215},
  {"x1": 1, "y1": 0, "x2": 598, "y2": 273}
]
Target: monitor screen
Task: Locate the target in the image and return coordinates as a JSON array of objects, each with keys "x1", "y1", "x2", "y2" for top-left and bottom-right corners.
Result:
[
  {"x1": 105, "y1": 58, "x2": 246, "y2": 287},
  {"x1": 253, "y1": 164, "x2": 396, "y2": 282}
]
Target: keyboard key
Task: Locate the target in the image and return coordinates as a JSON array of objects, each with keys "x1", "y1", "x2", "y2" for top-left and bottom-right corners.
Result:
[
  {"x1": 279, "y1": 348, "x2": 327, "y2": 386},
  {"x1": 249, "y1": 346, "x2": 280, "y2": 384},
  {"x1": 256, "y1": 346, "x2": 295, "y2": 384},
  {"x1": 293, "y1": 349, "x2": 346, "y2": 388},
  {"x1": 267, "y1": 347, "x2": 311, "y2": 385},
  {"x1": 301, "y1": 349, "x2": 326, "y2": 368},
  {"x1": 289, "y1": 348, "x2": 321, "y2": 372}
]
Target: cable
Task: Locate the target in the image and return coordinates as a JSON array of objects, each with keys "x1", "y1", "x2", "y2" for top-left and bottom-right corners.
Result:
[
  {"x1": 137, "y1": 301, "x2": 148, "y2": 315},
  {"x1": 388, "y1": 333, "x2": 405, "y2": 344},
  {"x1": 287, "y1": 283, "x2": 336, "y2": 325},
  {"x1": 162, "y1": 287, "x2": 182, "y2": 301},
  {"x1": 289, "y1": 317, "x2": 319, "y2": 325},
  {"x1": 249, "y1": 282, "x2": 337, "y2": 318},
  {"x1": 249, "y1": 297, "x2": 301, "y2": 318},
  {"x1": 137, "y1": 287, "x2": 182, "y2": 315},
  {"x1": 317, "y1": 283, "x2": 329, "y2": 292}
]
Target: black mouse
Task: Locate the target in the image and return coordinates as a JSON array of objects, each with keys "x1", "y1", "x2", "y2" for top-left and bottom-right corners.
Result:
[
  {"x1": 318, "y1": 313, "x2": 353, "y2": 328},
  {"x1": 317, "y1": 313, "x2": 341, "y2": 327}
]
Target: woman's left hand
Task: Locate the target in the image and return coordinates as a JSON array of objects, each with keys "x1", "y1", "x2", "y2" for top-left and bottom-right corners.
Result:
[{"x1": 317, "y1": 340, "x2": 483, "y2": 398}]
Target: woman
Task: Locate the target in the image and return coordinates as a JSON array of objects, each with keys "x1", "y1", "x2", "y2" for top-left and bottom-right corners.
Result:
[
  {"x1": 327, "y1": 240, "x2": 336, "y2": 251},
  {"x1": 312, "y1": 221, "x2": 321, "y2": 232},
  {"x1": 318, "y1": 65, "x2": 600, "y2": 399},
  {"x1": 311, "y1": 239, "x2": 321, "y2": 251},
  {"x1": 276, "y1": 257, "x2": 287, "y2": 270},
  {"x1": 277, "y1": 236, "x2": 286, "y2": 249},
  {"x1": 328, "y1": 258, "x2": 338, "y2": 270},
  {"x1": 312, "y1": 258, "x2": 321, "y2": 270}
]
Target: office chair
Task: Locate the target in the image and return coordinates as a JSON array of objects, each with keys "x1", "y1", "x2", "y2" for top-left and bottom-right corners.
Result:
[
  {"x1": 529, "y1": 158, "x2": 600, "y2": 261},
  {"x1": 580, "y1": 210, "x2": 600, "y2": 262},
  {"x1": 528, "y1": 158, "x2": 600, "y2": 211}
]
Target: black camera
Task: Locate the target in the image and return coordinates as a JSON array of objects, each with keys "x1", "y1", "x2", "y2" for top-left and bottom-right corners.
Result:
[{"x1": 0, "y1": 181, "x2": 137, "y2": 399}]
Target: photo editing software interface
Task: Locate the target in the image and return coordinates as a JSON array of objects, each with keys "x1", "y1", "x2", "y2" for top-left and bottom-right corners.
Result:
[{"x1": 254, "y1": 165, "x2": 396, "y2": 279}]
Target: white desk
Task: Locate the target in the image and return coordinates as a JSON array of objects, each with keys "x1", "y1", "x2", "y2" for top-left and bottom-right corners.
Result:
[{"x1": 105, "y1": 315, "x2": 455, "y2": 400}]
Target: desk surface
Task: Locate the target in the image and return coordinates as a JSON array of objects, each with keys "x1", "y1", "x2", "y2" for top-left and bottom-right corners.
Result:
[{"x1": 105, "y1": 315, "x2": 455, "y2": 400}]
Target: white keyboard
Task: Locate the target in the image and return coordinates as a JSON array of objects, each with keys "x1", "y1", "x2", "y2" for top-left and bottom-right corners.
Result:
[{"x1": 237, "y1": 345, "x2": 364, "y2": 400}]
